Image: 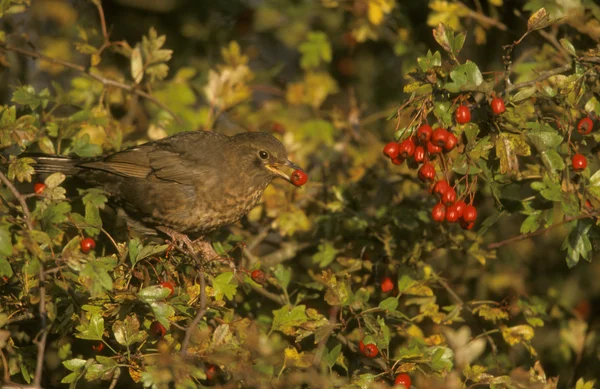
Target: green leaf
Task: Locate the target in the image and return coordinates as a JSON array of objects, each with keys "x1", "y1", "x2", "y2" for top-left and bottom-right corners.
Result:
[
  {"x1": 379, "y1": 297, "x2": 398, "y2": 311},
  {"x1": 559, "y1": 38, "x2": 576, "y2": 56},
  {"x1": 8, "y1": 157, "x2": 36, "y2": 183},
  {"x1": 540, "y1": 150, "x2": 565, "y2": 174},
  {"x1": 495, "y1": 133, "x2": 531, "y2": 175},
  {"x1": 312, "y1": 241, "x2": 338, "y2": 268},
  {"x1": 0, "y1": 225, "x2": 12, "y2": 257},
  {"x1": 75, "y1": 312, "x2": 104, "y2": 340},
  {"x1": 299, "y1": 31, "x2": 332, "y2": 69},
  {"x1": 271, "y1": 305, "x2": 308, "y2": 335},
  {"x1": 63, "y1": 358, "x2": 88, "y2": 371},
  {"x1": 445, "y1": 61, "x2": 483, "y2": 92},
  {"x1": 71, "y1": 133, "x2": 102, "y2": 157},
  {"x1": 213, "y1": 272, "x2": 238, "y2": 301},
  {"x1": 322, "y1": 344, "x2": 342, "y2": 369},
  {"x1": 417, "y1": 50, "x2": 441, "y2": 72},
  {"x1": 137, "y1": 285, "x2": 172, "y2": 302},
  {"x1": 112, "y1": 315, "x2": 146, "y2": 346},
  {"x1": 526, "y1": 122, "x2": 563, "y2": 151},
  {"x1": 274, "y1": 264, "x2": 292, "y2": 290},
  {"x1": 80, "y1": 258, "x2": 114, "y2": 297},
  {"x1": 397, "y1": 275, "x2": 416, "y2": 294},
  {"x1": 0, "y1": 257, "x2": 13, "y2": 278},
  {"x1": 562, "y1": 219, "x2": 593, "y2": 268},
  {"x1": 12, "y1": 85, "x2": 51, "y2": 110},
  {"x1": 432, "y1": 23, "x2": 465, "y2": 55},
  {"x1": 520, "y1": 211, "x2": 542, "y2": 234}
]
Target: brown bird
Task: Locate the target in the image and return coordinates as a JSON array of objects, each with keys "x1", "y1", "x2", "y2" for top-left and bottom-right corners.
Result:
[{"x1": 30, "y1": 131, "x2": 305, "y2": 250}]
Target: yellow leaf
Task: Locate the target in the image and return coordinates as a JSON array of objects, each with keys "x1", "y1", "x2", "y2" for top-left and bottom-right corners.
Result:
[
  {"x1": 130, "y1": 47, "x2": 143, "y2": 84},
  {"x1": 39, "y1": 38, "x2": 72, "y2": 75},
  {"x1": 284, "y1": 347, "x2": 313, "y2": 368},
  {"x1": 489, "y1": 0, "x2": 503, "y2": 6},
  {"x1": 368, "y1": 0, "x2": 395, "y2": 25},
  {"x1": 405, "y1": 284, "x2": 434, "y2": 296},
  {"x1": 496, "y1": 133, "x2": 531, "y2": 175},
  {"x1": 474, "y1": 25, "x2": 487, "y2": 45},
  {"x1": 501, "y1": 324, "x2": 535, "y2": 346},
  {"x1": 286, "y1": 82, "x2": 305, "y2": 105}
]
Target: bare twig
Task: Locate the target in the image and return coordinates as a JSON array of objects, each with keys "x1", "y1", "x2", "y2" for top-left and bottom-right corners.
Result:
[
  {"x1": 488, "y1": 211, "x2": 600, "y2": 249},
  {"x1": 0, "y1": 43, "x2": 182, "y2": 124},
  {"x1": 506, "y1": 63, "x2": 572, "y2": 93},
  {"x1": 180, "y1": 271, "x2": 207, "y2": 354},
  {"x1": 460, "y1": 3, "x2": 508, "y2": 31},
  {"x1": 0, "y1": 171, "x2": 47, "y2": 389},
  {"x1": 312, "y1": 306, "x2": 340, "y2": 366}
]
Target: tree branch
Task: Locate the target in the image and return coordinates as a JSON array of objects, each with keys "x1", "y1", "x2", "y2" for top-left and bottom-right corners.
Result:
[
  {"x1": 506, "y1": 63, "x2": 573, "y2": 93},
  {"x1": 0, "y1": 43, "x2": 183, "y2": 124}
]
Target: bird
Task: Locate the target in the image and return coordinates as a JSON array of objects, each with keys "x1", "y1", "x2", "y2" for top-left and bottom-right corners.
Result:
[{"x1": 28, "y1": 130, "x2": 305, "y2": 254}]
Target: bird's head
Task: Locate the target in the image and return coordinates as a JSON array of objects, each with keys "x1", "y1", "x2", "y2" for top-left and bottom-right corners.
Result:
[{"x1": 229, "y1": 132, "x2": 304, "y2": 185}]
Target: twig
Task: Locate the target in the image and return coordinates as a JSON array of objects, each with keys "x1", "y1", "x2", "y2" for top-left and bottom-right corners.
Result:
[
  {"x1": 0, "y1": 43, "x2": 182, "y2": 124},
  {"x1": 312, "y1": 306, "x2": 340, "y2": 366},
  {"x1": 506, "y1": 63, "x2": 572, "y2": 93},
  {"x1": 0, "y1": 171, "x2": 47, "y2": 388},
  {"x1": 460, "y1": 3, "x2": 507, "y2": 31},
  {"x1": 180, "y1": 271, "x2": 207, "y2": 354},
  {"x1": 487, "y1": 210, "x2": 600, "y2": 249}
]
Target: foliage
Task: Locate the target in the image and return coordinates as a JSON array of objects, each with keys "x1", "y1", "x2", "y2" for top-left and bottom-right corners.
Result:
[{"x1": 0, "y1": 1, "x2": 600, "y2": 389}]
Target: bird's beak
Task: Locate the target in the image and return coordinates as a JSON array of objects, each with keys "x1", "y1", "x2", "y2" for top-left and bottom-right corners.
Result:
[{"x1": 266, "y1": 160, "x2": 303, "y2": 183}]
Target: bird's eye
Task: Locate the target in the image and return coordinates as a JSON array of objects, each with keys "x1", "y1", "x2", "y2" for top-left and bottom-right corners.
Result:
[{"x1": 258, "y1": 150, "x2": 269, "y2": 160}]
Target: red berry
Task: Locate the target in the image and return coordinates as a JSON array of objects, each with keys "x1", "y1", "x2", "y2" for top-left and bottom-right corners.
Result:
[
  {"x1": 585, "y1": 200, "x2": 593, "y2": 209},
  {"x1": 206, "y1": 365, "x2": 218, "y2": 380},
  {"x1": 454, "y1": 200, "x2": 467, "y2": 217},
  {"x1": 381, "y1": 277, "x2": 394, "y2": 293},
  {"x1": 391, "y1": 157, "x2": 404, "y2": 165},
  {"x1": 80, "y1": 237, "x2": 96, "y2": 253},
  {"x1": 33, "y1": 183, "x2": 46, "y2": 194},
  {"x1": 150, "y1": 321, "x2": 167, "y2": 337},
  {"x1": 418, "y1": 162, "x2": 436, "y2": 182},
  {"x1": 445, "y1": 204, "x2": 460, "y2": 222},
  {"x1": 441, "y1": 187, "x2": 457, "y2": 204},
  {"x1": 362, "y1": 343, "x2": 379, "y2": 358},
  {"x1": 431, "y1": 128, "x2": 449, "y2": 147},
  {"x1": 416, "y1": 124, "x2": 433, "y2": 143},
  {"x1": 413, "y1": 146, "x2": 425, "y2": 163},
  {"x1": 359, "y1": 340, "x2": 366, "y2": 353},
  {"x1": 291, "y1": 169, "x2": 308, "y2": 186},
  {"x1": 251, "y1": 269, "x2": 266, "y2": 284},
  {"x1": 577, "y1": 117, "x2": 593, "y2": 135},
  {"x1": 431, "y1": 203, "x2": 446, "y2": 222},
  {"x1": 491, "y1": 97, "x2": 506, "y2": 115},
  {"x1": 572, "y1": 153, "x2": 587, "y2": 172},
  {"x1": 432, "y1": 180, "x2": 450, "y2": 197},
  {"x1": 455, "y1": 105, "x2": 471, "y2": 124},
  {"x1": 460, "y1": 219, "x2": 475, "y2": 230},
  {"x1": 444, "y1": 132, "x2": 458, "y2": 151},
  {"x1": 463, "y1": 205, "x2": 477, "y2": 222},
  {"x1": 398, "y1": 138, "x2": 416, "y2": 158},
  {"x1": 271, "y1": 122, "x2": 285, "y2": 134},
  {"x1": 426, "y1": 141, "x2": 442, "y2": 154},
  {"x1": 394, "y1": 373, "x2": 412, "y2": 388},
  {"x1": 160, "y1": 281, "x2": 175, "y2": 297},
  {"x1": 383, "y1": 142, "x2": 400, "y2": 159},
  {"x1": 92, "y1": 342, "x2": 104, "y2": 352}
]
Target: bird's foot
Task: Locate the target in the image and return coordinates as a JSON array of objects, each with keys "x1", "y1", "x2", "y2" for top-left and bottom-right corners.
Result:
[
  {"x1": 157, "y1": 226, "x2": 199, "y2": 261},
  {"x1": 191, "y1": 238, "x2": 236, "y2": 272}
]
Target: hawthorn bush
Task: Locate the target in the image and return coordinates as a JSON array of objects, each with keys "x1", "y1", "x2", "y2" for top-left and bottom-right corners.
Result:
[{"x1": 0, "y1": 1, "x2": 599, "y2": 389}]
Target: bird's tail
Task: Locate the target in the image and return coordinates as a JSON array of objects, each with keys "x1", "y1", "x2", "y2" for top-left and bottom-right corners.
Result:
[{"x1": 26, "y1": 154, "x2": 83, "y2": 175}]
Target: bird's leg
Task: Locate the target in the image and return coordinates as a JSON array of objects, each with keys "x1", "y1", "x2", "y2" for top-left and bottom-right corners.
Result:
[{"x1": 156, "y1": 226, "x2": 199, "y2": 261}]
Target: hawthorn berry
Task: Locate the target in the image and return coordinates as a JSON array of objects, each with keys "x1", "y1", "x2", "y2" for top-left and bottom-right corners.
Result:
[
  {"x1": 291, "y1": 169, "x2": 308, "y2": 186},
  {"x1": 33, "y1": 182, "x2": 46, "y2": 194},
  {"x1": 391, "y1": 157, "x2": 404, "y2": 165},
  {"x1": 92, "y1": 342, "x2": 104, "y2": 352},
  {"x1": 359, "y1": 340, "x2": 366, "y2": 353},
  {"x1": 441, "y1": 187, "x2": 457, "y2": 204},
  {"x1": 446, "y1": 204, "x2": 460, "y2": 222},
  {"x1": 251, "y1": 269, "x2": 266, "y2": 284},
  {"x1": 432, "y1": 180, "x2": 450, "y2": 197},
  {"x1": 491, "y1": 97, "x2": 506, "y2": 115},
  {"x1": 383, "y1": 142, "x2": 400, "y2": 159},
  {"x1": 431, "y1": 203, "x2": 446, "y2": 222},
  {"x1": 463, "y1": 205, "x2": 477, "y2": 222},
  {"x1": 572, "y1": 153, "x2": 587, "y2": 172},
  {"x1": 381, "y1": 277, "x2": 394, "y2": 293},
  {"x1": 398, "y1": 138, "x2": 416, "y2": 158},
  {"x1": 416, "y1": 124, "x2": 433, "y2": 143},
  {"x1": 205, "y1": 365, "x2": 218, "y2": 380},
  {"x1": 80, "y1": 237, "x2": 96, "y2": 253},
  {"x1": 431, "y1": 128, "x2": 448, "y2": 147},
  {"x1": 455, "y1": 105, "x2": 471, "y2": 124},
  {"x1": 271, "y1": 122, "x2": 285, "y2": 134},
  {"x1": 460, "y1": 219, "x2": 475, "y2": 230},
  {"x1": 577, "y1": 117, "x2": 593, "y2": 135},
  {"x1": 454, "y1": 200, "x2": 467, "y2": 218},
  {"x1": 150, "y1": 321, "x2": 167, "y2": 337},
  {"x1": 426, "y1": 141, "x2": 442, "y2": 154},
  {"x1": 160, "y1": 281, "x2": 175, "y2": 297},
  {"x1": 413, "y1": 146, "x2": 425, "y2": 163},
  {"x1": 418, "y1": 162, "x2": 436, "y2": 182},
  {"x1": 362, "y1": 343, "x2": 379, "y2": 358},
  {"x1": 444, "y1": 132, "x2": 458, "y2": 151},
  {"x1": 394, "y1": 373, "x2": 412, "y2": 388}
]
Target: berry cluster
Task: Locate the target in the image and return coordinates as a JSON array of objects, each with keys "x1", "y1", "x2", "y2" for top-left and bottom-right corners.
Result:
[
  {"x1": 383, "y1": 103, "x2": 482, "y2": 229},
  {"x1": 571, "y1": 117, "x2": 594, "y2": 172}
]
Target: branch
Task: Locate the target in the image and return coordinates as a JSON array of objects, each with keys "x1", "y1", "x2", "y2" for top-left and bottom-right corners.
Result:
[
  {"x1": 0, "y1": 172, "x2": 46, "y2": 389},
  {"x1": 460, "y1": 3, "x2": 508, "y2": 31},
  {"x1": 487, "y1": 211, "x2": 600, "y2": 249},
  {"x1": 506, "y1": 63, "x2": 572, "y2": 93},
  {"x1": 0, "y1": 43, "x2": 182, "y2": 124}
]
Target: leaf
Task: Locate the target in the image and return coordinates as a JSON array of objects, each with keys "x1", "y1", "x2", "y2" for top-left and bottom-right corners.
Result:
[
  {"x1": 299, "y1": 32, "x2": 332, "y2": 69},
  {"x1": 312, "y1": 241, "x2": 338, "y2": 268},
  {"x1": 11, "y1": 85, "x2": 51, "y2": 110},
  {"x1": 113, "y1": 315, "x2": 146, "y2": 346},
  {"x1": 213, "y1": 272, "x2": 238, "y2": 301},
  {"x1": 472, "y1": 304, "x2": 509, "y2": 323},
  {"x1": 495, "y1": 133, "x2": 531, "y2": 175},
  {"x1": 559, "y1": 38, "x2": 576, "y2": 56},
  {"x1": 512, "y1": 86, "x2": 536, "y2": 102},
  {"x1": 527, "y1": 8, "x2": 551, "y2": 32},
  {"x1": 80, "y1": 258, "x2": 114, "y2": 297},
  {"x1": 562, "y1": 219, "x2": 593, "y2": 268},
  {"x1": 540, "y1": 150, "x2": 565, "y2": 174},
  {"x1": 75, "y1": 312, "x2": 104, "y2": 340},
  {"x1": 526, "y1": 122, "x2": 563, "y2": 151},
  {"x1": 520, "y1": 211, "x2": 542, "y2": 234},
  {"x1": 8, "y1": 157, "x2": 36, "y2": 182},
  {"x1": 432, "y1": 23, "x2": 465, "y2": 55},
  {"x1": 379, "y1": 297, "x2": 398, "y2": 311},
  {"x1": 271, "y1": 305, "x2": 308, "y2": 335},
  {"x1": 417, "y1": 50, "x2": 442, "y2": 72},
  {"x1": 273, "y1": 264, "x2": 292, "y2": 290},
  {"x1": 397, "y1": 275, "x2": 416, "y2": 294},
  {"x1": 445, "y1": 61, "x2": 483, "y2": 92},
  {"x1": 322, "y1": 344, "x2": 342, "y2": 369},
  {"x1": 0, "y1": 225, "x2": 12, "y2": 257},
  {"x1": 0, "y1": 257, "x2": 13, "y2": 278},
  {"x1": 283, "y1": 347, "x2": 312, "y2": 368},
  {"x1": 367, "y1": 0, "x2": 394, "y2": 25}
]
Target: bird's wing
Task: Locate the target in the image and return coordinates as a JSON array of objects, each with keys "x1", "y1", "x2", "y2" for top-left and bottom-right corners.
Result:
[{"x1": 78, "y1": 131, "x2": 227, "y2": 184}]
